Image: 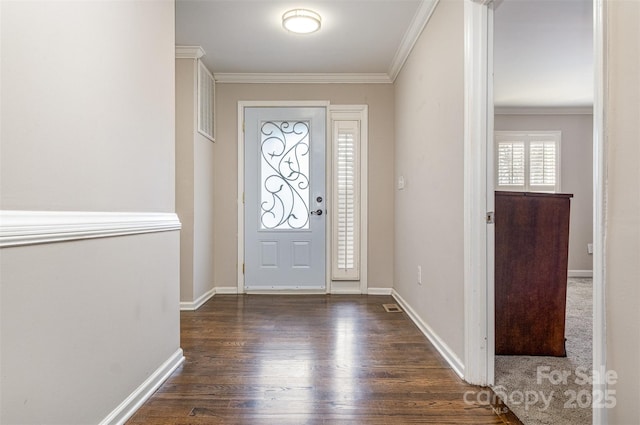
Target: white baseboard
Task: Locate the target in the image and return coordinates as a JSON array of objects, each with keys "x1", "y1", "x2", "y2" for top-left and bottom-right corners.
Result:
[
  {"x1": 392, "y1": 289, "x2": 465, "y2": 379},
  {"x1": 329, "y1": 280, "x2": 361, "y2": 294},
  {"x1": 215, "y1": 286, "x2": 239, "y2": 294},
  {"x1": 246, "y1": 289, "x2": 326, "y2": 295},
  {"x1": 180, "y1": 288, "x2": 215, "y2": 311},
  {"x1": 568, "y1": 270, "x2": 593, "y2": 278},
  {"x1": 367, "y1": 287, "x2": 393, "y2": 295},
  {"x1": 180, "y1": 286, "x2": 240, "y2": 311},
  {"x1": 330, "y1": 288, "x2": 362, "y2": 294},
  {"x1": 100, "y1": 348, "x2": 184, "y2": 425}
]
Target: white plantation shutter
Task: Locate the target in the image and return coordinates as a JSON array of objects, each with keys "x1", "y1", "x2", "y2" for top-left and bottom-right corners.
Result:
[
  {"x1": 529, "y1": 140, "x2": 557, "y2": 190},
  {"x1": 332, "y1": 120, "x2": 360, "y2": 280},
  {"x1": 497, "y1": 141, "x2": 525, "y2": 188},
  {"x1": 495, "y1": 131, "x2": 561, "y2": 192}
]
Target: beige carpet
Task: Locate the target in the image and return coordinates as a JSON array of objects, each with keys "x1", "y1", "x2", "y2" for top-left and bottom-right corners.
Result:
[{"x1": 493, "y1": 277, "x2": 593, "y2": 425}]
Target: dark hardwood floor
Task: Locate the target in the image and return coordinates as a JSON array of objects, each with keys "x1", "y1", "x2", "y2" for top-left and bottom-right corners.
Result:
[{"x1": 128, "y1": 295, "x2": 521, "y2": 424}]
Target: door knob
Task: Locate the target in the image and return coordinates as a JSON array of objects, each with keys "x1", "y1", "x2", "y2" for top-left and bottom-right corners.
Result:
[{"x1": 311, "y1": 209, "x2": 323, "y2": 216}]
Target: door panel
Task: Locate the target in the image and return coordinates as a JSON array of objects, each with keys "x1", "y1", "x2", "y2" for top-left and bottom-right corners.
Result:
[{"x1": 244, "y1": 107, "x2": 326, "y2": 290}]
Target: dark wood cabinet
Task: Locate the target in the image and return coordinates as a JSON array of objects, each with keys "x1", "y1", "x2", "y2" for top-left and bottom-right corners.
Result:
[{"x1": 495, "y1": 191, "x2": 573, "y2": 356}]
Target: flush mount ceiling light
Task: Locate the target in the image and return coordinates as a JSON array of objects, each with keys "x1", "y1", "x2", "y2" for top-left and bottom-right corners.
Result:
[{"x1": 282, "y1": 9, "x2": 321, "y2": 34}]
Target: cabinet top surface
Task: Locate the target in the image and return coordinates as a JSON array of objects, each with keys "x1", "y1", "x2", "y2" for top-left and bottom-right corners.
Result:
[{"x1": 496, "y1": 191, "x2": 574, "y2": 199}]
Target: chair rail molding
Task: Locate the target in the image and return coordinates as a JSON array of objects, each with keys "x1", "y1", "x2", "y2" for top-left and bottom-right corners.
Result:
[{"x1": 0, "y1": 210, "x2": 181, "y2": 248}]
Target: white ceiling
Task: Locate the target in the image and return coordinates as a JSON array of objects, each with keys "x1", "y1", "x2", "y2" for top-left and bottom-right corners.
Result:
[
  {"x1": 494, "y1": 0, "x2": 593, "y2": 108},
  {"x1": 176, "y1": 0, "x2": 423, "y2": 79},
  {"x1": 176, "y1": 0, "x2": 594, "y2": 107}
]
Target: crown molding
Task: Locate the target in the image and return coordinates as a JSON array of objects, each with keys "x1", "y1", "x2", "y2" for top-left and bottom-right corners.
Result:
[
  {"x1": 214, "y1": 73, "x2": 392, "y2": 84},
  {"x1": 0, "y1": 210, "x2": 181, "y2": 248},
  {"x1": 388, "y1": 0, "x2": 440, "y2": 82},
  {"x1": 175, "y1": 46, "x2": 205, "y2": 59},
  {"x1": 495, "y1": 106, "x2": 594, "y2": 115}
]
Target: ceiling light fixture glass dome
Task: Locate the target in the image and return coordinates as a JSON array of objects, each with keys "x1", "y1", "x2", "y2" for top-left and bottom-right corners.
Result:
[{"x1": 282, "y1": 9, "x2": 321, "y2": 34}]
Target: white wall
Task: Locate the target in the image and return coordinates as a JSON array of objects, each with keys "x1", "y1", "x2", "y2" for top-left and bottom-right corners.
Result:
[
  {"x1": 394, "y1": 0, "x2": 465, "y2": 362},
  {"x1": 0, "y1": 1, "x2": 175, "y2": 212},
  {"x1": 605, "y1": 0, "x2": 640, "y2": 422},
  {"x1": 494, "y1": 113, "x2": 593, "y2": 272},
  {"x1": 0, "y1": 234, "x2": 180, "y2": 424},
  {"x1": 0, "y1": 1, "x2": 180, "y2": 423}
]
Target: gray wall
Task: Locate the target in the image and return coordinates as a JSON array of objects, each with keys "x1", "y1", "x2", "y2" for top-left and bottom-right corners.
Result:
[
  {"x1": 176, "y1": 58, "x2": 216, "y2": 304},
  {"x1": 0, "y1": 1, "x2": 180, "y2": 423},
  {"x1": 605, "y1": 0, "x2": 640, "y2": 422},
  {"x1": 2, "y1": 1, "x2": 637, "y2": 423},
  {"x1": 394, "y1": 0, "x2": 465, "y2": 362},
  {"x1": 213, "y1": 83, "x2": 396, "y2": 290},
  {"x1": 495, "y1": 113, "x2": 594, "y2": 272}
]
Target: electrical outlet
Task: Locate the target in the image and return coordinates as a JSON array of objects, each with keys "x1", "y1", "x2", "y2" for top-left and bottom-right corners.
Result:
[{"x1": 417, "y1": 265, "x2": 422, "y2": 285}]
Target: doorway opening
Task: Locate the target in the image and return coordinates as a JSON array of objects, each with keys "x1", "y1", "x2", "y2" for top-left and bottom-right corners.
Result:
[{"x1": 463, "y1": 0, "x2": 605, "y2": 423}]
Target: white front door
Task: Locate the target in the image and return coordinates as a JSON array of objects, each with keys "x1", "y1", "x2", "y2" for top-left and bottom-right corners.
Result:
[{"x1": 244, "y1": 107, "x2": 326, "y2": 291}]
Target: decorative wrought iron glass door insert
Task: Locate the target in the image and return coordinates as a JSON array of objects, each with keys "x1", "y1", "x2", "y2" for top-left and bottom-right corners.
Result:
[
  {"x1": 244, "y1": 107, "x2": 326, "y2": 290},
  {"x1": 260, "y1": 120, "x2": 311, "y2": 230}
]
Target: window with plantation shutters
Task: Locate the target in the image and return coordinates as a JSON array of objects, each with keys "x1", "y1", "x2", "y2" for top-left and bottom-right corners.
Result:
[
  {"x1": 197, "y1": 60, "x2": 215, "y2": 141},
  {"x1": 495, "y1": 131, "x2": 561, "y2": 193},
  {"x1": 332, "y1": 120, "x2": 360, "y2": 280}
]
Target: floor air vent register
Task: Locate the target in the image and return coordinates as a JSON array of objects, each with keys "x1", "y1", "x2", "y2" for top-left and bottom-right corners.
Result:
[{"x1": 383, "y1": 303, "x2": 403, "y2": 313}]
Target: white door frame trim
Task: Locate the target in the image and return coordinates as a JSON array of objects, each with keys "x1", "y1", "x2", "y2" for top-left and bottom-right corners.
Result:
[
  {"x1": 592, "y1": 0, "x2": 607, "y2": 422},
  {"x1": 464, "y1": 2, "x2": 608, "y2": 424},
  {"x1": 237, "y1": 101, "x2": 330, "y2": 294},
  {"x1": 463, "y1": 0, "x2": 494, "y2": 386}
]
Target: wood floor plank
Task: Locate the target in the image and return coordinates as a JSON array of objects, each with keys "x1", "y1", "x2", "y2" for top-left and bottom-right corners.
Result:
[{"x1": 127, "y1": 295, "x2": 522, "y2": 424}]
